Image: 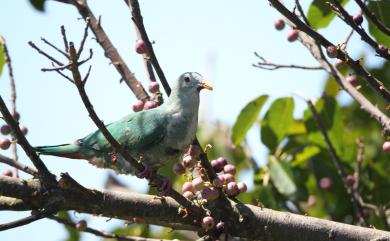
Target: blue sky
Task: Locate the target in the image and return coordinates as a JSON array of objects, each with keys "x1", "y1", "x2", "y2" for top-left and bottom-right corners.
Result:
[{"x1": 0, "y1": 1, "x2": 375, "y2": 240}]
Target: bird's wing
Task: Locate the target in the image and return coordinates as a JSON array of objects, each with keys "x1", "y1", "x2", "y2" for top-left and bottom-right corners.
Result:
[{"x1": 81, "y1": 109, "x2": 167, "y2": 152}]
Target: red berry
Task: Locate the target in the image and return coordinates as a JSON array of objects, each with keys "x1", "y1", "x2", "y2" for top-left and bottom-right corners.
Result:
[
  {"x1": 237, "y1": 182, "x2": 247, "y2": 193},
  {"x1": 143, "y1": 100, "x2": 158, "y2": 110},
  {"x1": 216, "y1": 221, "x2": 224, "y2": 230},
  {"x1": 183, "y1": 191, "x2": 195, "y2": 200},
  {"x1": 376, "y1": 45, "x2": 388, "y2": 55},
  {"x1": 326, "y1": 45, "x2": 338, "y2": 58},
  {"x1": 0, "y1": 125, "x2": 11, "y2": 135},
  {"x1": 192, "y1": 177, "x2": 205, "y2": 192},
  {"x1": 132, "y1": 100, "x2": 144, "y2": 112},
  {"x1": 172, "y1": 162, "x2": 185, "y2": 175},
  {"x1": 353, "y1": 13, "x2": 363, "y2": 25},
  {"x1": 223, "y1": 174, "x2": 235, "y2": 183},
  {"x1": 346, "y1": 74, "x2": 357, "y2": 86},
  {"x1": 20, "y1": 125, "x2": 28, "y2": 135},
  {"x1": 211, "y1": 157, "x2": 227, "y2": 172},
  {"x1": 135, "y1": 39, "x2": 146, "y2": 54},
  {"x1": 201, "y1": 216, "x2": 215, "y2": 230},
  {"x1": 0, "y1": 138, "x2": 11, "y2": 150},
  {"x1": 182, "y1": 155, "x2": 195, "y2": 168},
  {"x1": 346, "y1": 175, "x2": 356, "y2": 186},
  {"x1": 2, "y1": 169, "x2": 13, "y2": 177},
  {"x1": 287, "y1": 29, "x2": 299, "y2": 42},
  {"x1": 182, "y1": 181, "x2": 194, "y2": 193},
  {"x1": 274, "y1": 18, "x2": 285, "y2": 30},
  {"x1": 223, "y1": 164, "x2": 236, "y2": 175},
  {"x1": 201, "y1": 187, "x2": 219, "y2": 200},
  {"x1": 148, "y1": 82, "x2": 160, "y2": 93},
  {"x1": 383, "y1": 141, "x2": 390, "y2": 153},
  {"x1": 319, "y1": 177, "x2": 332, "y2": 190},
  {"x1": 226, "y1": 182, "x2": 239, "y2": 196},
  {"x1": 75, "y1": 220, "x2": 87, "y2": 230}
]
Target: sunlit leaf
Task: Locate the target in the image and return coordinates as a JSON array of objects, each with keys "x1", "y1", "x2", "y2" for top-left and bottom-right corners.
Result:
[
  {"x1": 261, "y1": 97, "x2": 294, "y2": 152},
  {"x1": 268, "y1": 156, "x2": 297, "y2": 196},
  {"x1": 307, "y1": 0, "x2": 349, "y2": 29},
  {"x1": 231, "y1": 95, "x2": 268, "y2": 146},
  {"x1": 287, "y1": 119, "x2": 306, "y2": 135},
  {"x1": 292, "y1": 145, "x2": 320, "y2": 166}
]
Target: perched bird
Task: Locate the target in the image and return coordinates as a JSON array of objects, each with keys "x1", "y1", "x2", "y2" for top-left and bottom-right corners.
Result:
[{"x1": 36, "y1": 72, "x2": 212, "y2": 191}]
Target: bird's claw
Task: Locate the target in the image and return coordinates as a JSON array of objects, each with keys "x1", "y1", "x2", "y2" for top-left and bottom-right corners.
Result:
[
  {"x1": 135, "y1": 163, "x2": 154, "y2": 179},
  {"x1": 158, "y1": 176, "x2": 172, "y2": 196}
]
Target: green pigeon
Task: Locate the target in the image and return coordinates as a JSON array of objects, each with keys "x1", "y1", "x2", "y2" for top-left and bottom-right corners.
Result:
[{"x1": 36, "y1": 72, "x2": 212, "y2": 188}]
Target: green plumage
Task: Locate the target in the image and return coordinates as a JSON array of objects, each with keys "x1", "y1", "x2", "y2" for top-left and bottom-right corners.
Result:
[{"x1": 36, "y1": 72, "x2": 212, "y2": 174}]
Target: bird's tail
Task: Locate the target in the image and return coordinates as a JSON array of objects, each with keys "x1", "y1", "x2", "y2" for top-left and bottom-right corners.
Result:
[{"x1": 35, "y1": 143, "x2": 85, "y2": 159}]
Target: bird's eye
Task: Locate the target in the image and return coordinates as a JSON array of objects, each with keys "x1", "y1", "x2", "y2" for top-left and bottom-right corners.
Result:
[{"x1": 184, "y1": 76, "x2": 190, "y2": 83}]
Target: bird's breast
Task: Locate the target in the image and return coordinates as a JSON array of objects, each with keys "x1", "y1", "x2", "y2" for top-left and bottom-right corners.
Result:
[{"x1": 164, "y1": 112, "x2": 197, "y2": 150}]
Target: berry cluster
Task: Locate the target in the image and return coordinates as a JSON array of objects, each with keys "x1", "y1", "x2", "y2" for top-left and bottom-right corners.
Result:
[
  {"x1": 0, "y1": 112, "x2": 27, "y2": 150},
  {"x1": 131, "y1": 82, "x2": 160, "y2": 112}
]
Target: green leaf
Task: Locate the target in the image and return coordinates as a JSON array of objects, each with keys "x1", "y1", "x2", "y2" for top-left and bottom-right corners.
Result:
[
  {"x1": 307, "y1": 0, "x2": 349, "y2": 29},
  {"x1": 29, "y1": 0, "x2": 46, "y2": 11},
  {"x1": 287, "y1": 119, "x2": 306, "y2": 135},
  {"x1": 268, "y1": 155, "x2": 297, "y2": 196},
  {"x1": 367, "y1": 0, "x2": 390, "y2": 47},
  {"x1": 0, "y1": 36, "x2": 5, "y2": 76},
  {"x1": 57, "y1": 211, "x2": 80, "y2": 241},
  {"x1": 231, "y1": 95, "x2": 268, "y2": 146},
  {"x1": 292, "y1": 145, "x2": 320, "y2": 167},
  {"x1": 261, "y1": 97, "x2": 294, "y2": 152}
]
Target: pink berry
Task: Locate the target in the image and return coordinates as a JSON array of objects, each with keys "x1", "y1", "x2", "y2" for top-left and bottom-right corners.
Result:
[
  {"x1": 319, "y1": 177, "x2": 332, "y2": 190},
  {"x1": 201, "y1": 187, "x2": 220, "y2": 200},
  {"x1": 148, "y1": 82, "x2": 160, "y2": 93},
  {"x1": 216, "y1": 221, "x2": 224, "y2": 230},
  {"x1": 335, "y1": 59, "x2": 344, "y2": 69},
  {"x1": 307, "y1": 195, "x2": 316, "y2": 206},
  {"x1": 182, "y1": 155, "x2": 195, "y2": 168},
  {"x1": 212, "y1": 176, "x2": 224, "y2": 187},
  {"x1": 326, "y1": 45, "x2": 338, "y2": 58},
  {"x1": 0, "y1": 138, "x2": 11, "y2": 150},
  {"x1": 183, "y1": 191, "x2": 195, "y2": 200},
  {"x1": 274, "y1": 18, "x2": 285, "y2": 30},
  {"x1": 211, "y1": 157, "x2": 227, "y2": 172},
  {"x1": 223, "y1": 164, "x2": 236, "y2": 175},
  {"x1": 135, "y1": 39, "x2": 146, "y2": 54},
  {"x1": 20, "y1": 125, "x2": 28, "y2": 135},
  {"x1": 346, "y1": 74, "x2": 357, "y2": 86},
  {"x1": 172, "y1": 162, "x2": 185, "y2": 175},
  {"x1": 346, "y1": 175, "x2": 356, "y2": 186},
  {"x1": 376, "y1": 45, "x2": 388, "y2": 55},
  {"x1": 143, "y1": 100, "x2": 158, "y2": 110},
  {"x1": 226, "y1": 182, "x2": 239, "y2": 196},
  {"x1": 287, "y1": 29, "x2": 299, "y2": 42},
  {"x1": 192, "y1": 177, "x2": 205, "y2": 192},
  {"x1": 188, "y1": 145, "x2": 201, "y2": 157},
  {"x1": 0, "y1": 125, "x2": 11, "y2": 135},
  {"x1": 383, "y1": 141, "x2": 390, "y2": 153},
  {"x1": 2, "y1": 169, "x2": 13, "y2": 177},
  {"x1": 132, "y1": 100, "x2": 144, "y2": 112},
  {"x1": 202, "y1": 216, "x2": 215, "y2": 230},
  {"x1": 132, "y1": 217, "x2": 144, "y2": 224},
  {"x1": 75, "y1": 220, "x2": 87, "y2": 230},
  {"x1": 237, "y1": 182, "x2": 247, "y2": 193},
  {"x1": 223, "y1": 174, "x2": 235, "y2": 183},
  {"x1": 182, "y1": 181, "x2": 194, "y2": 193},
  {"x1": 353, "y1": 13, "x2": 363, "y2": 25}
]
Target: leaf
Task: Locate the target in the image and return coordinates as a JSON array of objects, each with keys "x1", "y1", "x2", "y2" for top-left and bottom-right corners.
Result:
[
  {"x1": 287, "y1": 119, "x2": 306, "y2": 135},
  {"x1": 292, "y1": 145, "x2": 320, "y2": 166},
  {"x1": 367, "y1": 0, "x2": 390, "y2": 47},
  {"x1": 0, "y1": 36, "x2": 5, "y2": 76},
  {"x1": 231, "y1": 95, "x2": 268, "y2": 146},
  {"x1": 307, "y1": 0, "x2": 349, "y2": 29},
  {"x1": 29, "y1": 0, "x2": 46, "y2": 12},
  {"x1": 261, "y1": 97, "x2": 294, "y2": 152},
  {"x1": 268, "y1": 155, "x2": 297, "y2": 196},
  {"x1": 57, "y1": 211, "x2": 80, "y2": 241}
]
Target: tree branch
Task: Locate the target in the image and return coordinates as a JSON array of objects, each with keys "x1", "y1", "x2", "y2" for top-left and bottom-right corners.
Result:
[
  {"x1": 0, "y1": 209, "x2": 54, "y2": 231},
  {"x1": 253, "y1": 52, "x2": 323, "y2": 70},
  {"x1": 354, "y1": 0, "x2": 390, "y2": 37},
  {"x1": 0, "y1": 154, "x2": 37, "y2": 176}
]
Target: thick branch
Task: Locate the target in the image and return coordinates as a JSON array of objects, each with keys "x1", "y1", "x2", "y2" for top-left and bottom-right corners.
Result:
[
  {"x1": 354, "y1": 0, "x2": 390, "y2": 36},
  {"x1": 2, "y1": 175, "x2": 390, "y2": 240}
]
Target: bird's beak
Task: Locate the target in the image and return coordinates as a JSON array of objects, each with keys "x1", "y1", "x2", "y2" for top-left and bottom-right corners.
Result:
[{"x1": 199, "y1": 81, "x2": 213, "y2": 91}]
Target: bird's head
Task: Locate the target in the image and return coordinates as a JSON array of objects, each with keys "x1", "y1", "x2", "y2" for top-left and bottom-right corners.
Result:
[{"x1": 175, "y1": 72, "x2": 213, "y2": 94}]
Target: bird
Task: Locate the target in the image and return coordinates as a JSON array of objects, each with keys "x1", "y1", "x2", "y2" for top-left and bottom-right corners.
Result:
[{"x1": 35, "y1": 72, "x2": 212, "y2": 192}]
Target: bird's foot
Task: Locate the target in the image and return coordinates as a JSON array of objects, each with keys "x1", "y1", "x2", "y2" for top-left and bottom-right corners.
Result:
[
  {"x1": 135, "y1": 163, "x2": 154, "y2": 179},
  {"x1": 157, "y1": 176, "x2": 172, "y2": 196}
]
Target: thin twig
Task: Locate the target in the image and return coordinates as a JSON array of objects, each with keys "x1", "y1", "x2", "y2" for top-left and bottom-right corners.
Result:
[
  {"x1": 41, "y1": 37, "x2": 69, "y2": 58},
  {"x1": 28, "y1": 41, "x2": 65, "y2": 67},
  {"x1": 61, "y1": 25, "x2": 69, "y2": 53},
  {"x1": 0, "y1": 154, "x2": 38, "y2": 176},
  {"x1": 329, "y1": 0, "x2": 390, "y2": 61},
  {"x1": 76, "y1": 17, "x2": 91, "y2": 58},
  {"x1": 0, "y1": 209, "x2": 54, "y2": 231},
  {"x1": 48, "y1": 215, "x2": 173, "y2": 241},
  {"x1": 41, "y1": 63, "x2": 72, "y2": 72},
  {"x1": 354, "y1": 0, "x2": 390, "y2": 36},
  {"x1": 354, "y1": 138, "x2": 364, "y2": 192},
  {"x1": 340, "y1": 29, "x2": 354, "y2": 51},
  {"x1": 306, "y1": 99, "x2": 368, "y2": 225},
  {"x1": 268, "y1": 0, "x2": 390, "y2": 104}
]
